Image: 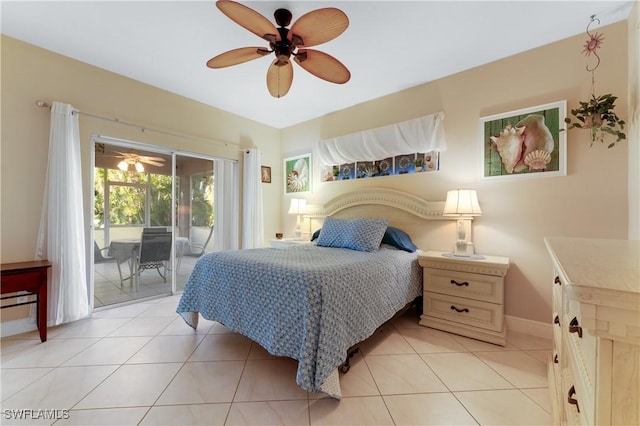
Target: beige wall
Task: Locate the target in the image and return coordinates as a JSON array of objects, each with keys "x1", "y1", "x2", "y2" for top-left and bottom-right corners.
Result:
[
  {"x1": 0, "y1": 36, "x2": 282, "y2": 321},
  {"x1": 282, "y1": 22, "x2": 632, "y2": 323},
  {"x1": 1, "y1": 19, "x2": 636, "y2": 327},
  {"x1": 629, "y1": 1, "x2": 640, "y2": 240}
]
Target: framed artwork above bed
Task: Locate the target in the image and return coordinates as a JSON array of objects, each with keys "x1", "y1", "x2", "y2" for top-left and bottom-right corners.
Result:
[
  {"x1": 480, "y1": 100, "x2": 566, "y2": 180},
  {"x1": 284, "y1": 154, "x2": 311, "y2": 194}
]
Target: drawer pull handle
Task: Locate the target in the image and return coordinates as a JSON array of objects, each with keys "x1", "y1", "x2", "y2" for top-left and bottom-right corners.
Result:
[
  {"x1": 554, "y1": 315, "x2": 560, "y2": 326},
  {"x1": 553, "y1": 354, "x2": 559, "y2": 364},
  {"x1": 569, "y1": 317, "x2": 583, "y2": 338},
  {"x1": 450, "y1": 279, "x2": 469, "y2": 287},
  {"x1": 450, "y1": 305, "x2": 469, "y2": 313},
  {"x1": 554, "y1": 276, "x2": 562, "y2": 286},
  {"x1": 567, "y1": 386, "x2": 580, "y2": 413}
]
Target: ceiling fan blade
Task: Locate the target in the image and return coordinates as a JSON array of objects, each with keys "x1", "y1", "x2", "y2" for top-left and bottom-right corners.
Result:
[
  {"x1": 140, "y1": 159, "x2": 165, "y2": 167},
  {"x1": 216, "y1": 0, "x2": 278, "y2": 42},
  {"x1": 290, "y1": 8, "x2": 348, "y2": 47},
  {"x1": 266, "y1": 59, "x2": 293, "y2": 98},
  {"x1": 139, "y1": 155, "x2": 165, "y2": 162},
  {"x1": 294, "y1": 49, "x2": 350, "y2": 84},
  {"x1": 207, "y1": 47, "x2": 269, "y2": 68}
]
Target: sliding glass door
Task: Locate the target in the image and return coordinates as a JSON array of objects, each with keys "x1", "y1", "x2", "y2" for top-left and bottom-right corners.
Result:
[
  {"x1": 93, "y1": 141, "x2": 174, "y2": 307},
  {"x1": 92, "y1": 139, "x2": 216, "y2": 307},
  {"x1": 174, "y1": 154, "x2": 215, "y2": 292}
]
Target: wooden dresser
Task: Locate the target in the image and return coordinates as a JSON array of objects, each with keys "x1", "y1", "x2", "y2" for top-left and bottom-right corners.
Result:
[{"x1": 545, "y1": 237, "x2": 639, "y2": 425}]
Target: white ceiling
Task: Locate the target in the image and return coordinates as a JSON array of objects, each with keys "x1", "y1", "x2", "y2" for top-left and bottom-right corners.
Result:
[{"x1": 1, "y1": 1, "x2": 633, "y2": 129}]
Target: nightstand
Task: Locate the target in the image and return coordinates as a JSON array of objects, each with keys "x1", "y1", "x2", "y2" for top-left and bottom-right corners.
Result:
[
  {"x1": 418, "y1": 250, "x2": 510, "y2": 345},
  {"x1": 270, "y1": 238, "x2": 310, "y2": 248}
]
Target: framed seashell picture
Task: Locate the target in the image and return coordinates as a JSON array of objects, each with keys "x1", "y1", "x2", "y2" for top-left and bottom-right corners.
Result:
[
  {"x1": 480, "y1": 100, "x2": 567, "y2": 180},
  {"x1": 284, "y1": 153, "x2": 311, "y2": 194}
]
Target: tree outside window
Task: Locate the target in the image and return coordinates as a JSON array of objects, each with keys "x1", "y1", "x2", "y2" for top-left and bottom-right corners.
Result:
[{"x1": 191, "y1": 172, "x2": 214, "y2": 227}]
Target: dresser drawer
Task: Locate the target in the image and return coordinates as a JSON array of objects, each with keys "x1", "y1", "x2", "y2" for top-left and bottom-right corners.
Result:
[
  {"x1": 552, "y1": 311, "x2": 562, "y2": 357},
  {"x1": 423, "y1": 292, "x2": 503, "y2": 332},
  {"x1": 424, "y1": 268, "x2": 503, "y2": 303},
  {"x1": 564, "y1": 299, "x2": 597, "y2": 425},
  {"x1": 552, "y1": 273, "x2": 563, "y2": 315},
  {"x1": 562, "y1": 365, "x2": 587, "y2": 426}
]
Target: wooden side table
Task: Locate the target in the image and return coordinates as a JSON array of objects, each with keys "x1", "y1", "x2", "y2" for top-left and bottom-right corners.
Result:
[
  {"x1": 418, "y1": 251, "x2": 510, "y2": 345},
  {"x1": 1, "y1": 260, "x2": 51, "y2": 342}
]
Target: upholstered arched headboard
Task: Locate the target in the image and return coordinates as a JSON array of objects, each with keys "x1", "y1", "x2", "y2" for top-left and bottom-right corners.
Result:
[
  {"x1": 323, "y1": 188, "x2": 446, "y2": 219},
  {"x1": 321, "y1": 188, "x2": 457, "y2": 252}
]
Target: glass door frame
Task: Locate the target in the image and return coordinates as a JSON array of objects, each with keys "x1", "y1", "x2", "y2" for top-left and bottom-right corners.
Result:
[
  {"x1": 90, "y1": 135, "x2": 176, "y2": 311},
  {"x1": 89, "y1": 135, "x2": 223, "y2": 311}
]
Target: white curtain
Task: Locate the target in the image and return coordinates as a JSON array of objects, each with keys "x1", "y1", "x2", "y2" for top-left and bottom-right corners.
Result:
[
  {"x1": 315, "y1": 112, "x2": 446, "y2": 166},
  {"x1": 212, "y1": 158, "x2": 239, "y2": 251},
  {"x1": 35, "y1": 102, "x2": 89, "y2": 326},
  {"x1": 242, "y1": 149, "x2": 264, "y2": 248}
]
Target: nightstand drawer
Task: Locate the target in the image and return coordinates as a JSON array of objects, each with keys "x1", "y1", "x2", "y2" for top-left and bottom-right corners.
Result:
[
  {"x1": 424, "y1": 269, "x2": 503, "y2": 304},
  {"x1": 424, "y1": 292, "x2": 504, "y2": 332}
]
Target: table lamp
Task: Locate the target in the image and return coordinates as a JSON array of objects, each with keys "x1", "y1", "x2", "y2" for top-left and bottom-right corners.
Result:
[
  {"x1": 288, "y1": 198, "x2": 307, "y2": 239},
  {"x1": 443, "y1": 189, "x2": 482, "y2": 256}
]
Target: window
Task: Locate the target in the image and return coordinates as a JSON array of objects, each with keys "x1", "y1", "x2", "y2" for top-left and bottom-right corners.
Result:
[{"x1": 94, "y1": 168, "x2": 174, "y2": 228}]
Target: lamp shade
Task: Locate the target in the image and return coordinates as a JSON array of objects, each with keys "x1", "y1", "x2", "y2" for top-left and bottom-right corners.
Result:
[
  {"x1": 443, "y1": 189, "x2": 482, "y2": 216},
  {"x1": 288, "y1": 198, "x2": 307, "y2": 215}
]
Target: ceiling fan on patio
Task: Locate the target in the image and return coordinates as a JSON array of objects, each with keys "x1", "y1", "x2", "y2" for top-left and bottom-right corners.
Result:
[
  {"x1": 207, "y1": 0, "x2": 351, "y2": 98},
  {"x1": 113, "y1": 152, "x2": 165, "y2": 172}
]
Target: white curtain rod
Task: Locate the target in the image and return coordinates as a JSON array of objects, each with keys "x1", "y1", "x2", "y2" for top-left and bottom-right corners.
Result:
[{"x1": 35, "y1": 100, "x2": 237, "y2": 148}]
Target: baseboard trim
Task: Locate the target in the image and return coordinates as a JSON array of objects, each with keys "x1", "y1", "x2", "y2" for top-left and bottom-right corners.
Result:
[
  {"x1": 1, "y1": 318, "x2": 37, "y2": 338},
  {"x1": 505, "y1": 315, "x2": 552, "y2": 340}
]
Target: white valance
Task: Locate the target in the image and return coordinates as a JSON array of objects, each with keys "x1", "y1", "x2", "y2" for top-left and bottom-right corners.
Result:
[{"x1": 315, "y1": 112, "x2": 446, "y2": 167}]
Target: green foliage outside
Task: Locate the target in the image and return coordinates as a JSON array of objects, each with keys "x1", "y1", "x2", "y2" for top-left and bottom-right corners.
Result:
[
  {"x1": 190, "y1": 173, "x2": 214, "y2": 227},
  {"x1": 94, "y1": 168, "x2": 182, "y2": 228}
]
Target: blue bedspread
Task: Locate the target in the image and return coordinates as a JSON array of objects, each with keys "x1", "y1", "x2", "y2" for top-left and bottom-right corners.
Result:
[{"x1": 176, "y1": 243, "x2": 422, "y2": 397}]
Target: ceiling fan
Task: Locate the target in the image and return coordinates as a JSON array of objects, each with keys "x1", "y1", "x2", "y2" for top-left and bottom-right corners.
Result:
[
  {"x1": 114, "y1": 152, "x2": 165, "y2": 172},
  {"x1": 207, "y1": 0, "x2": 351, "y2": 98}
]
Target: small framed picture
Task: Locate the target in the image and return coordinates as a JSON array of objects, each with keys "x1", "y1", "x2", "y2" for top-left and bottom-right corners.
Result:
[
  {"x1": 480, "y1": 100, "x2": 566, "y2": 180},
  {"x1": 261, "y1": 166, "x2": 271, "y2": 183},
  {"x1": 284, "y1": 154, "x2": 311, "y2": 194}
]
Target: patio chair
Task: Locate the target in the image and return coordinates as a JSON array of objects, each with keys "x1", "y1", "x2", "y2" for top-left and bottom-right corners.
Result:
[
  {"x1": 136, "y1": 231, "x2": 172, "y2": 282},
  {"x1": 185, "y1": 225, "x2": 214, "y2": 258},
  {"x1": 94, "y1": 241, "x2": 128, "y2": 286},
  {"x1": 143, "y1": 227, "x2": 168, "y2": 233}
]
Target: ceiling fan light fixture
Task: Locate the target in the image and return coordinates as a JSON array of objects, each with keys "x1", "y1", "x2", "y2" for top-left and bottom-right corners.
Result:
[
  {"x1": 117, "y1": 160, "x2": 129, "y2": 171},
  {"x1": 135, "y1": 162, "x2": 145, "y2": 173}
]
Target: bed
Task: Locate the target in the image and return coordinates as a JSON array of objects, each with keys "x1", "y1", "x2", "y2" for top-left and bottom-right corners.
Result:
[{"x1": 177, "y1": 189, "x2": 453, "y2": 398}]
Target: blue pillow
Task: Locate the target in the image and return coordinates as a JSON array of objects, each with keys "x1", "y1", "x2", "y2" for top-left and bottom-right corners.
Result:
[
  {"x1": 382, "y1": 226, "x2": 418, "y2": 252},
  {"x1": 311, "y1": 229, "x2": 321, "y2": 241},
  {"x1": 316, "y1": 217, "x2": 388, "y2": 252}
]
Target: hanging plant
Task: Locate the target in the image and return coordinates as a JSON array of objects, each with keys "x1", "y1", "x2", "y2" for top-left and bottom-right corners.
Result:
[
  {"x1": 564, "y1": 16, "x2": 626, "y2": 148},
  {"x1": 565, "y1": 93, "x2": 626, "y2": 148}
]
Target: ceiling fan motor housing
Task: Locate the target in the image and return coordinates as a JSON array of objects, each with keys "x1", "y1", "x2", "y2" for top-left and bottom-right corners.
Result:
[
  {"x1": 274, "y1": 27, "x2": 293, "y2": 65},
  {"x1": 274, "y1": 8, "x2": 292, "y2": 27}
]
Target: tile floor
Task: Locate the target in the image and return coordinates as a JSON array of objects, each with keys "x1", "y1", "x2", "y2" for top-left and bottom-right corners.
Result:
[{"x1": 1, "y1": 295, "x2": 553, "y2": 425}]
